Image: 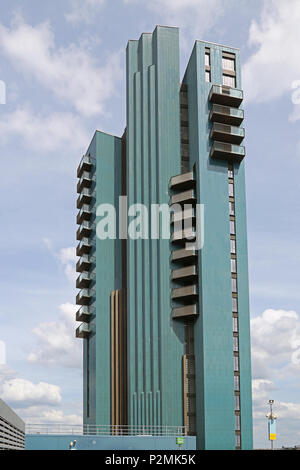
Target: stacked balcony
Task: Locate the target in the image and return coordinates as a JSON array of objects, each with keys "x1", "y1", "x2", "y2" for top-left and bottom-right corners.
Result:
[
  {"x1": 170, "y1": 171, "x2": 199, "y2": 320},
  {"x1": 76, "y1": 154, "x2": 92, "y2": 339},
  {"x1": 209, "y1": 84, "x2": 245, "y2": 162}
]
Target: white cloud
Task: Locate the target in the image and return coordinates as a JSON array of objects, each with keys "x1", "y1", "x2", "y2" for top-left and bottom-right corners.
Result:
[
  {"x1": 243, "y1": 0, "x2": 300, "y2": 106},
  {"x1": 43, "y1": 240, "x2": 77, "y2": 283},
  {"x1": 251, "y1": 309, "x2": 300, "y2": 380},
  {"x1": 66, "y1": 0, "x2": 106, "y2": 24},
  {"x1": 20, "y1": 406, "x2": 82, "y2": 425},
  {"x1": 0, "y1": 106, "x2": 89, "y2": 152},
  {"x1": 0, "y1": 378, "x2": 61, "y2": 407},
  {"x1": 28, "y1": 303, "x2": 81, "y2": 368},
  {"x1": 0, "y1": 16, "x2": 122, "y2": 116}
]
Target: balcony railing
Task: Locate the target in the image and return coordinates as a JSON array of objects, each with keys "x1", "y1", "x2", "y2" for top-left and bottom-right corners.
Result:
[
  {"x1": 77, "y1": 171, "x2": 92, "y2": 194},
  {"x1": 77, "y1": 221, "x2": 92, "y2": 241},
  {"x1": 172, "y1": 265, "x2": 197, "y2": 282},
  {"x1": 76, "y1": 272, "x2": 90, "y2": 289},
  {"x1": 77, "y1": 188, "x2": 92, "y2": 209},
  {"x1": 172, "y1": 304, "x2": 198, "y2": 319},
  {"x1": 77, "y1": 204, "x2": 91, "y2": 225},
  {"x1": 171, "y1": 247, "x2": 197, "y2": 264},
  {"x1": 76, "y1": 289, "x2": 91, "y2": 306},
  {"x1": 172, "y1": 284, "x2": 198, "y2": 301},
  {"x1": 76, "y1": 306, "x2": 91, "y2": 322},
  {"x1": 210, "y1": 122, "x2": 245, "y2": 145},
  {"x1": 209, "y1": 85, "x2": 243, "y2": 107},
  {"x1": 76, "y1": 238, "x2": 91, "y2": 256},
  {"x1": 169, "y1": 172, "x2": 195, "y2": 191},
  {"x1": 170, "y1": 189, "x2": 196, "y2": 206},
  {"x1": 210, "y1": 104, "x2": 244, "y2": 126},
  {"x1": 76, "y1": 254, "x2": 92, "y2": 272},
  {"x1": 75, "y1": 322, "x2": 90, "y2": 338},
  {"x1": 210, "y1": 141, "x2": 245, "y2": 162},
  {"x1": 171, "y1": 228, "x2": 196, "y2": 243},
  {"x1": 25, "y1": 424, "x2": 189, "y2": 436},
  {"x1": 77, "y1": 155, "x2": 92, "y2": 178}
]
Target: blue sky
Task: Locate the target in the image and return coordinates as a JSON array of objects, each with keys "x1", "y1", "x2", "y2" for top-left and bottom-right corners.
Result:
[{"x1": 0, "y1": 0, "x2": 300, "y2": 449}]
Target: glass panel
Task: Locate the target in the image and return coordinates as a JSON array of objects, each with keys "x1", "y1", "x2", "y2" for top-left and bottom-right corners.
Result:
[
  {"x1": 232, "y1": 297, "x2": 238, "y2": 312},
  {"x1": 205, "y1": 53, "x2": 210, "y2": 66},
  {"x1": 232, "y1": 277, "x2": 237, "y2": 293},
  {"x1": 223, "y1": 74, "x2": 236, "y2": 87},
  {"x1": 234, "y1": 375, "x2": 240, "y2": 391},
  {"x1": 205, "y1": 70, "x2": 210, "y2": 83},
  {"x1": 233, "y1": 336, "x2": 239, "y2": 352},
  {"x1": 222, "y1": 57, "x2": 235, "y2": 71},
  {"x1": 230, "y1": 239, "x2": 236, "y2": 254},
  {"x1": 235, "y1": 394, "x2": 240, "y2": 411},
  {"x1": 235, "y1": 414, "x2": 241, "y2": 431},
  {"x1": 231, "y1": 258, "x2": 237, "y2": 273},
  {"x1": 233, "y1": 317, "x2": 238, "y2": 333},
  {"x1": 229, "y1": 183, "x2": 234, "y2": 197},
  {"x1": 230, "y1": 220, "x2": 236, "y2": 235},
  {"x1": 234, "y1": 355, "x2": 239, "y2": 372},
  {"x1": 235, "y1": 433, "x2": 241, "y2": 447}
]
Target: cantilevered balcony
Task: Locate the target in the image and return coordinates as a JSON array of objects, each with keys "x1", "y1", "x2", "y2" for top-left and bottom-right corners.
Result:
[
  {"x1": 171, "y1": 247, "x2": 197, "y2": 264},
  {"x1": 170, "y1": 189, "x2": 196, "y2": 206},
  {"x1": 77, "y1": 188, "x2": 92, "y2": 209},
  {"x1": 77, "y1": 221, "x2": 92, "y2": 241},
  {"x1": 76, "y1": 272, "x2": 90, "y2": 289},
  {"x1": 77, "y1": 155, "x2": 92, "y2": 178},
  {"x1": 76, "y1": 306, "x2": 91, "y2": 322},
  {"x1": 77, "y1": 204, "x2": 91, "y2": 225},
  {"x1": 171, "y1": 207, "x2": 195, "y2": 225},
  {"x1": 210, "y1": 104, "x2": 244, "y2": 127},
  {"x1": 210, "y1": 141, "x2": 245, "y2": 162},
  {"x1": 76, "y1": 237, "x2": 91, "y2": 256},
  {"x1": 76, "y1": 289, "x2": 91, "y2": 306},
  {"x1": 171, "y1": 227, "x2": 195, "y2": 243},
  {"x1": 172, "y1": 284, "x2": 198, "y2": 301},
  {"x1": 172, "y1": 265, "x2": 197, "y2": 283},
  {"x1": 210, "y1": 123, "x2": 245, "y2": 145},
  {"x1": 172, "y1": 304, "x2": 198, "y2": 319},
  {"x1": 170, "y1": 172, "x2": 195, "y2": 191},
  {"x1": 76, "y1": 322, "x2": 90, "y2": 338},
  {"x1": 77, "y1": 171, "x2": 92, "y2": 194},
  {"x1": 209, "y1": 85, "x2": 243, "y2": 107},
  {"x1": 76, "y1": 254, "x2": 92, "y2": 272}
]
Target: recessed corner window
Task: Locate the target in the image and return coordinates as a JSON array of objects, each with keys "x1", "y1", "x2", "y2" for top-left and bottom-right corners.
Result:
[
  {"x1": 223, "y1": 74, "x2": 236, "y2": 88},
  {"x1": 205, "y1": 70, "x2": 210, "y2": 83},
  {"x1": 222, "y1": 57, "x2": 235, "y2": 72},
  {"x1": 205, "y1": 52, "x2": 210, "y2": 67}
]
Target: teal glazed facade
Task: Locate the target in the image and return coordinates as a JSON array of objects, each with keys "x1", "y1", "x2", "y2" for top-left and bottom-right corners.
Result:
[{"x1": 76, "y1": 26, "x2": 253, "y2": 450}]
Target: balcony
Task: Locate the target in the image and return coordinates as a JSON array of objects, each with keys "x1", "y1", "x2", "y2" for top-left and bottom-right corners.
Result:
[
  {"x1": 171, "y1": 207, "x2": 195, "y2": 225},
  {"x1": 76, "y1": 238, "x2": 91, "y2": 256},
  {"x1": 76, "y1": 322, "x2": 90, "y2": 339},
  {"x1": 76, "y1": 289, "x2": 91, "y2": 306},
  {"x1": 76, "y1": 254, "x2": 92, "y2": 272},
  {"x1": 171, "y1": 247, "x2": 197, "y2": 264},
  {"x1": 170, "y1": 172, "x2": 195, "y2": 191},
  {"x1": 77, "y1": 188, "x2": 92, "y2": 209},
  {"x1": 172, "y1": 284, "x2": 198, "y2": 301},
  {"x1": 76, "y1": 306, "x2": 91, "y2": 322},
  {"x1": 76, "y1": 272, "x2": 90, "y2": 289},
  {"x1": 210, "y1": 123, "x2": 245, "y2": 145},
  {"x1": 171, "y1": 227, "x2": 195, "y2": 244},
  {"x1": 172, "y1": 304, "x2": 198, "y2": 319},
  {"x1": 77, "y1": 171, "x2": 92, "y2": 194},
  {"x1": 77, "y1": 155, "x2": 92, "y2": 178},
  {"x1": 77, "y1": 221, "x2": 92, "y2": 241},
  {"x1": 210, "y1": 104, "x2": 244, "y2": 126},
  {"x1": 170, "y1": 189, "x2": 196, "y2": 206},
  {"x1": 210, "y1": 141, "x2": 245, "y2": 162},
  {"x1": 172, "y1": 265, "x2": 197, "y2": 283},
  {"x1": 77, "y1": 204, "x2": 91, "y2": 225},
  {"x1": 209, "y1": 85, "x2": 243, "y2": 107}
]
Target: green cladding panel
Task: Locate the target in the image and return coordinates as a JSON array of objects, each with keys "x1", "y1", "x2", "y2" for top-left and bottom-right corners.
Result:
[{"x1": 126, "y1": 26, "x2": 184, "y2": 427}]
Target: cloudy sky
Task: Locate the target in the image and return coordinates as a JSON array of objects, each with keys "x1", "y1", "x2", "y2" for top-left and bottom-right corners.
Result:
[{"x1": 0, "y1": 0, "x2": 299, "y2": 449}]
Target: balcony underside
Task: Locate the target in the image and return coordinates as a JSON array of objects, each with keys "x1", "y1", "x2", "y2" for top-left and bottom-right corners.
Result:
[
  {"x1": 170, "y1": 172, "x2": 195, "y2": 191},
  {"x1": 76, "y1": 306, "x2": 91, "y2": 323},
  {"x1": 172, "y1": 265, "x2": 197, "y2": 283},
  {"x1": 172, "y1": 304, "x2": 198, "y2": 319},
  {"x1": 76, "y1": 256, "x2": 91, "y2": 273},
  {"x1": 76, "y1": 323, "x2": 90, "y2": 338},
  {"x1": 171, "y1": 247, "x2": 197, "y2": 264},
  {"x1": 210, "y1": 104, "x2": 244, "y2": 127},
  {"x1": 210, "y1": 123, "x2": 245, "y2": 145},
  {"x1": 172, "y1": 284, "x2": 197, "y2": 302},
  {"x1": 210, "y1": 141, "x2": 245, "y2": 162}
]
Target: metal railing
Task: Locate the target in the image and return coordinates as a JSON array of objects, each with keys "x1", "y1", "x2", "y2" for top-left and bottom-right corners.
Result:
[{"x1": 25, "y1": 424, "x2": 188, "y2": 436}]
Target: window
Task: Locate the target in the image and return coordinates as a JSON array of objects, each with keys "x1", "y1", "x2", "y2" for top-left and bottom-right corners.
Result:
[
  {"x1": 235, "y1": 414, "x2": 241, "y2": 431},
  {"x1": 235, "y1": 433, "x2": 241, "y2": 447},
  {"x1": 234, "y1": 374, "x2": 240, "y2": 391},
  {"x1": 229, "y1": 201, "x2": 235, "y2": 216},
  {"x1": 205, "y1": 70, "x2": 210, "y2": 83},
  {"x1": 234, "y1": 355, "x2": 239, "y2": 372},
  {"x1": 235, "y1": 394, "x2": 240, "y2": 411},
  {"x1": 230, "y1": 220, "x2": 235, "y2": 235},
  {"x1": 223, "y1": 74, "x2": 236, "y2": 88},
  {"x1": 232, "y1": 277, "x2": 237, "y2": 293},
  {"x1": 233, "y1": 317, "x2": 238, "y2": 333},
  {"x1": 232, "y1": 297, "x2": 238, "y2": 312},
  {"x1": 228, "y1": 166, "x2": 234, "y2": 178},
  {"x1": 231, "y1": 258, "x2": 237, "y2": 273},
  {"x1": 222, "y1": 57, "x2": 235, "y2": 71},
  {"x1": 230, "y1": 239, "x2": 236, "y2": 254},
  {"x1": 233, "y1": 336, "x2": 239, "y2": 352},
  {"x1": 229, "y1": 183, "x2": 234, "y2": 197},
  {"x1": 205, "y1": 53, "x2": 210, "y2": 67}
]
